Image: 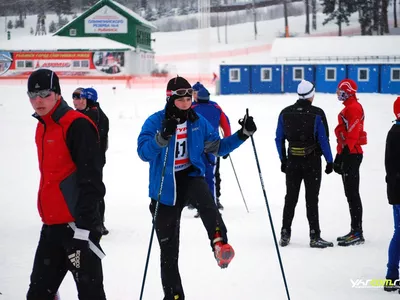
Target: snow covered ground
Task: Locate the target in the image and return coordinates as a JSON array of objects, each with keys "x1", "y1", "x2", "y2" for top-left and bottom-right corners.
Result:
[{"x1": 0, "y1": 82, "x2": 398, "y2": 299}]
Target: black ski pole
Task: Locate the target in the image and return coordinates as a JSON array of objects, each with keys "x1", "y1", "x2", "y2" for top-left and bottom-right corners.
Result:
[
  {"x1": 139, "y1": 146, "x2": 169, "y2": 300},
  {"x1": 246, "y1": 108, "x2": 291, "y2": 300},
  {"x1": 219, "y1": 128, "x2": 249, "y2": 213}
]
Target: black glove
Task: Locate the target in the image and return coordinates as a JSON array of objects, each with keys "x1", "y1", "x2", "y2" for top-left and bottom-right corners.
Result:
[
  {"x1": 341, "y1": 146, "x2": 351, "y2": 173},
  {"x1": 161, "y1": 118, "x2": 179, "y2": 140},
  {"x1": 237, "y1": 114, "x2": 257, "y2": 141},
  {"x1": 222, "y1": 154, "x2": 229, "y2": 159},
  {"x1": 333, "y1": 154, "x2": 343, "y2": 174},
  {"x1": 325, "y1": 162, "x2": 333, "y2": 174},
  {"x1": 281, "y1": 161, "x2": 287, "y2": 173}
]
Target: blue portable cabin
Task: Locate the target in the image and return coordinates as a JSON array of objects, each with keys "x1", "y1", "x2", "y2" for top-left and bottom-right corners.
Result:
[
  {"x1": 347, "y1": 64, "x2": 380, "y2": 93},
  {"x1": 282, "y1": 64, "x2": 315, "y2": 93},
  {"x1": 250, "y1": 64, "x2": 282, "y2": 94},
  {"x1": 315, "y1": 64, "x2": 347, "y2": 93},
  {"x1": 271, "y1": 35, "x2": 400, "y2": 94},
  {"x1": 219, "y1": 64, "x2": 251, "y2": 95},
  {"x1": 380, "y1": 64, "x2": 400, "y2": 94}
]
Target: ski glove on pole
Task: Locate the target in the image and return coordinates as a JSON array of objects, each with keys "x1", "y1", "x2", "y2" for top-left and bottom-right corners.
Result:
[
  {"x1": 237, "y1": 114, "x2": 257, "y2": 141},
  {"x1": 161, "y1": 118, "x2": 179, "y2": 140}
]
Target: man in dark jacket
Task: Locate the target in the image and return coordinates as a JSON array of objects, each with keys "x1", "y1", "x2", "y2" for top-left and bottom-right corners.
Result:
[
  {"x1": 26, "y1": 69, "x2": 106, "y2": 300},
  {"x1": 384, "y1": 96, "x2": 400, "y2": 292},
  {"x1": 73, "y1": 87, "x2": 109, "y2": 235},
  {"x1": 334, "y1": 78, "x2": 367, "y2": 246},
  {"x1": 275, "y1": 79, "x2": 334, "y2": 248}
]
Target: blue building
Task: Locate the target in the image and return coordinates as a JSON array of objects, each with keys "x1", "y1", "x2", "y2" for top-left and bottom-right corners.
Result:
[
  {"x1": 347, "y1": 65, "x2": 380, "y2": 93},
  {"x1": 220, "y1": 65, "x2": 251, "y2": 95},
  {"x1": 283, "y1": 65, "x2": 315, "y2": 93},
  {"x1": 315, "y1": 65, "x2": 347, "y2": 93},
  {"x1": 250, "y1": 65, "x2": 282, "y2": 93},
  {"x1": 380, "y1": 64, "x2": 400, "y2": 94}
]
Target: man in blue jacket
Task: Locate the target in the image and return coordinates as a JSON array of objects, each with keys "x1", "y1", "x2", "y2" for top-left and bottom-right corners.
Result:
[
  {"x1": 275, "y1": 79, "x2": 334, "y2": 249},
  {"x1": 137, "y1": 76, "x2": 256, "y2": 300},
  {"x1": 192, "y1": 85, "x2": 231, "y2": 215}
]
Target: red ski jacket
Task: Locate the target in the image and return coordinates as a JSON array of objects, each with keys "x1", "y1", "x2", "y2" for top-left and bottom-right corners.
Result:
[
  {"x1": 334, "y1": 96, "x2": 367, "y2": 154},
  {"x1": 34, "y1": 100, "x2": 100, "y2": 226}
]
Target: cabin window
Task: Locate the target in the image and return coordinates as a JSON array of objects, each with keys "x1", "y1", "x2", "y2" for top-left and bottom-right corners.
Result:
[
  {"x1": 325, "y1": 68, "x2": 336, "y2": 81},
  {"x1": 260, "y1": 67, "x2": 272, "y2": 82},
  {"x1": 358, "y1": 68, "x2": 369, "y2": 82},
  {"x1": 229, "y1": 68, "x2": 240, "y2": 82},
  {"x1": 293, "y1": 67, "x2": 304, "y2": 81}
]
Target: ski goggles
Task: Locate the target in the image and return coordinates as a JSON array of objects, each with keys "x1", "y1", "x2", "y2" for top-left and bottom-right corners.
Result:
[
  {"x1": 166, "y1": 88, "x2": 193, "y2": 97},
  {"x1": 72, "y1": 92, "x2": 81, "y2": 99},
  {"x1": 27, "y1": 89, "x2": 53, "y2": 99}
]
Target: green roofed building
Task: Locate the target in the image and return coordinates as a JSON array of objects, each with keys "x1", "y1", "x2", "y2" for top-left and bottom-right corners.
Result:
[
  {"x1": 0, "y1": 0, "x2": 157, "y2": 77},
  {"x1": 54, "y1": 0, "x2": 156, "y2": 52}
]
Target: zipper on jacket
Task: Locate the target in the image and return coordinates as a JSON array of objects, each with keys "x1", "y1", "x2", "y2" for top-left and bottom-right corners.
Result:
[
  {"x1": 172, "y1": 130, "x2": 177, "y2": 206},
  {"x1": 38, "y1": 124, "x2": 46, "y2": 223}
]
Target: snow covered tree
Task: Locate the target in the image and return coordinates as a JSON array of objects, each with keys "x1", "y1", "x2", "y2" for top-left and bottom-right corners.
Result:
[
  {"x1": 358, "y1": 0, "x2": 373, "y2": 35},
  {"x1": 321, "y1": 0, "x2": 357, "y2": 36}
]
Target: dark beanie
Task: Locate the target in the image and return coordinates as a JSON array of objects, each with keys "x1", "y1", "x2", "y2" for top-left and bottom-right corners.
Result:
[
  {"x1": 28, "y1": 69, "x2": 61, "y2": 95},
  {"x1": 166, "y1": 76, "x2": 192, "y2": 102}
]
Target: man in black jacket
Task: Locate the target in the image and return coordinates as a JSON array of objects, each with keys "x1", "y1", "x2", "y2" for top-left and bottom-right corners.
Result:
[
  {"x1": 73, "y1": 87, "x2": 109, "y2": 235},
  {"x1": 275, "y1": 79, "x2": 334, "y2": 248},
  {"x1": 26, "y1": 69, "x2": 106, "y2": 300},
  {"x1": 384, "y1": 96, "x2": 400, "y2": 292}
]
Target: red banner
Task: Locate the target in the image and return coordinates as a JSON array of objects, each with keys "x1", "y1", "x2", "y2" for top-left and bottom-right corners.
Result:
[{"x1": 13, "y1": 52, "x2": 92, "y2": 60}]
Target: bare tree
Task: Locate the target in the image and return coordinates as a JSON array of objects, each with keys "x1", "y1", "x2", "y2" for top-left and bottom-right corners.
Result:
[
  {"x1": 252, "y1": 0, "x2": 257, "y2": 39},
  {"x1": 312, "y1": 0, "x2": 317, "y2": 30},
  {"x1": 283, "y1": 0, "x2": 289, "y2": 37},
  {"x1": 394, "y1": 0, "x2": 398, "y2": 28},
  {"x1": 305, "y1": 0, "x2": 310, "y2": 33}
]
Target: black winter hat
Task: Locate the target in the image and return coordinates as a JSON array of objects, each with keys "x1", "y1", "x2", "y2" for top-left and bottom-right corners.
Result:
[
  {"x1": 28, "y1": 69, "x2": 61, "y2": 95},
  {"x1": 166, "y1": 76, "x2": 192, "y2": 102}
]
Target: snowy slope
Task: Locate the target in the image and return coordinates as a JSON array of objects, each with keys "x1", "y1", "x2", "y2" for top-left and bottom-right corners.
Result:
[{"x1": 0, "y1": 82, "x2": 397, "y2": 299}]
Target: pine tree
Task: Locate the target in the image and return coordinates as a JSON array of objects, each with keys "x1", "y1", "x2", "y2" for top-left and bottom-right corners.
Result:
[
  {"x1": 321, "y1": 0, "x2": 357, "y2": 36},
  {"x1": 381, "y1": 0, "x2": 389, "y2": 34},
  {"x1": 358, "y1": 0, "x2": 373, "y2": 35}
]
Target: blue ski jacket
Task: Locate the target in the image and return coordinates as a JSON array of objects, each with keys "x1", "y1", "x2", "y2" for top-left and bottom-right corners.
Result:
[{"x1": 137, "y1": 108, "x2": 244, "y2": 206}]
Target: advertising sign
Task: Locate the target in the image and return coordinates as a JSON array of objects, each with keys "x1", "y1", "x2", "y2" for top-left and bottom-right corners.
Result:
[{"x1": 84, "y1": 5, "x2": 127, "y2": 34}]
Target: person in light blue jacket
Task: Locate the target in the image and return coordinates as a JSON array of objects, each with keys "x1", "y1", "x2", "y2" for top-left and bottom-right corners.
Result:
[{"x1": 137, "y1": 76, "x2": 257, "y2": 300}]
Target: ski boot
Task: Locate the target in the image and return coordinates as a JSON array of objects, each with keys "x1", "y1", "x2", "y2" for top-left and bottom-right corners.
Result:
[
  {"x1": 213, "y1": 231, "x2": 235, "y2": 268},
  {"x1": 310, "y1": 237, "x2": 334, "y2": 248},
  {"x1": 337, "y1": 231, "x2": 364, "y2": 246},
  {"x1": 279, "y1": 229, "x2": 291, "y2": 247},
  {"x1": 383, "y1": 278, "x2": 399, "y2": 292}
]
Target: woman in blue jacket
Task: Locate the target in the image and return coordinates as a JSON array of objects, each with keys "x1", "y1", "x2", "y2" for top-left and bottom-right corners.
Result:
[{"x1": 137, "y1": 76, "x2": 256, "y2": 300}]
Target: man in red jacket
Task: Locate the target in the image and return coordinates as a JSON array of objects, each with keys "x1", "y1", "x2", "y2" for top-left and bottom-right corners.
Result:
[
  {"x1": 26, "y1": 69, "x2": 107, "y2": 300},
  {"x1": 334, "y1": 78, "x2": 367, "y2": 247}
]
